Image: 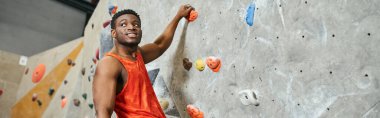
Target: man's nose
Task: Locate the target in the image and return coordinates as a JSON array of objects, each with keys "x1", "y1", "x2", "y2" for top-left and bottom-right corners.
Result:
[{"x1": 126, "y1": 23, "x2": 136, "y2": 30}]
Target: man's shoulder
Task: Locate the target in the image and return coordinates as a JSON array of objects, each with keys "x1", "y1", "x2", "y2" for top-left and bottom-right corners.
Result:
[{"x1": 97, "y1": 56, "x2": 121, "y2": 70}]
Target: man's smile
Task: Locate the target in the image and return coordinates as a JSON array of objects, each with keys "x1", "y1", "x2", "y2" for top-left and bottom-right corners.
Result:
[{"x1": 126, "y1": 32, "x2": 138, "y2": 38}]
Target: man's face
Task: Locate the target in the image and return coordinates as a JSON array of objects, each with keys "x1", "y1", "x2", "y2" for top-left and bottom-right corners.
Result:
[{"x1": 112, "y1": 14, "x2": 142, "y2": 47}]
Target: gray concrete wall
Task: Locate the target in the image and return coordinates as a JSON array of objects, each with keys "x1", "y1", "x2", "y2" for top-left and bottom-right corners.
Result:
[
  {"x1": 0, "y1": 50, "x2": 24, "y2": 118},
  {"x1": 0, "y1": 0, "x2": 86, "y2": 56}
]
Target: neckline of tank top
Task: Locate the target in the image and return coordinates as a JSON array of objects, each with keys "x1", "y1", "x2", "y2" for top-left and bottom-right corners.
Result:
[{"x1": 110, "y1": 52, "x2": 138, "y2": 62}]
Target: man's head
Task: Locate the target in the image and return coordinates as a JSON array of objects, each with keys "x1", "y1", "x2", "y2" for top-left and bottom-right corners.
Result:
[{"x1": 111, "y1": 9, "x2": 142, "y2": 47}]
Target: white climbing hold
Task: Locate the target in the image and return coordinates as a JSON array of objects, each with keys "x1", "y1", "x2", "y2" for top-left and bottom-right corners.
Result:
[{"x1": 238, "y1": 89, "x2": 259, "y2": 106}]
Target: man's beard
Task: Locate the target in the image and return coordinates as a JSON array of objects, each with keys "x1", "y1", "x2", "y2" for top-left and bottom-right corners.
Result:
[
  {"x1": 115, "y1": 36, "x2": 141, "y2": 47},
  {"x1": 117, "y1": 38, "x2": 140, "y2": 47},
  {"x1": 123, "y1": 41, "x2": 139, "y2": 47}
]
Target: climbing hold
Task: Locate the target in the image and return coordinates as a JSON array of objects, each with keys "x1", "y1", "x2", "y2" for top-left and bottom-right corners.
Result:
[
  {"x1": 32, "y1": 64, "x2": 46, "y2": 83},
  {"x1": 67, "y1": 59, "x2": 73, "y2": 65},
  {"x1": 103, "y1": 20, "x2": 111, "y2": 28},
  {"x1": 238, "y1": 89, "x2": 259, "y2": 106},
  {"x1": 48, "y1": 87, "x2": 55, "y2": 96},
  {"x1": 195, "y1": 59, "x2": 205, "y2": 71},
  {"x1": 88, "y1": 75, "x2": 92, "y2": 82},
  {"x1": 73, "y1": 99, "x2": 80, "y2": 106},
  {"x1": 96, "y1": 48, "x2": 100, "y2": 60},
  {"x1": 147, "y1": 68, "x2": 160, "y2": 85},
  {"x1": 186, "y1": 105, "x2": 204, "y2": 118},
  {"x1": 186, "y1": 10, "x2": 198, "y2": 22},
  {"x1": 206, "y1": 56, "x2": 222, "y2": 72},
  {"x1": 0, "y1": 88, "x2": 3, "y2": 96},
  {"x1": 32, "y1": 93, "x2": 38, "y2": 101},
  {"x1": 24, "y1": 67, "x2": 29, "y2": 75},
  {"x1": 183, "y1": 58, "x2": 193, "y2": 71},
  {"x1": 37, "y1": 99, "x2": 42, "y2": 106},
  {"x1": 82, "y1": 93, "x2": 87, "y2": 100},
  {"x1": 245, "y1": 2, "x2": 256, "y2": 26},
  {"x1": 64, "y1": 80, "x2": 68, "y2": 85},
  {"x1": 81, "y1": 68, "x2": 86, "y2": 76},
  {"x1": 108, "y1": 5, "x2": 118, "y2": 15},
  {"x1": 92, "y1": 57, "x2": 97, "y2": 64},
  {"x1": 67, "y1": 58, "x2": 76, "y2": 66},
  {"x1": 61, "y1": 98, "x2": 67, "y2": 108},
  {"x1": 88, "y1": 103, "x2": 94, "y2": 109},
  {"x1": 159, "y1": 99, "x2": 169, "y2": 110},
  {"x1": 90, "y1": 66, "x2": 95, "y2": 74}
]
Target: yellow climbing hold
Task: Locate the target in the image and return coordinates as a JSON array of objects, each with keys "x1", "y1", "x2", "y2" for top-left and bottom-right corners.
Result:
[
  {"x1": 195, "y1": 59, "x2": 205, "y2": 71},
  {"x1": 159, "y1": 99, "x2": 169, "y2": 110}
]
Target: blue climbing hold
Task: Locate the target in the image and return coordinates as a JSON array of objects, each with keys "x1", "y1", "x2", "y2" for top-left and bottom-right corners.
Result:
[
  {"x1": 147, "y1": 68, "x2": 160, "y2": 85},
  {"x1": 108, "y1": 5, "x2": 118, "y2": 16},
  {"x1": 245, "y1": 3, "x2": 256, "y2": 26}
]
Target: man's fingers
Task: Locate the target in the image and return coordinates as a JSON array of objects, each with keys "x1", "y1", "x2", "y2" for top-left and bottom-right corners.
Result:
[
  {"x1": 184, "y1": 4, "x2": 194, "y2": 10},
  {"x1": 184, "y1": 4, "x2": 191, "y2": 9}
]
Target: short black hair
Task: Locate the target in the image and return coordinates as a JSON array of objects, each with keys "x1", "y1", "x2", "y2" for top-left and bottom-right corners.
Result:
[{"x1": 111, "y1": 9, "x2": 141, "y2": 29}]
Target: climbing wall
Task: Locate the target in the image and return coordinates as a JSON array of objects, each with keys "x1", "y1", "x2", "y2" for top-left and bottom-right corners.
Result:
[
  {"x1": 89, "y1": 0, "x2": 378, "y2": 117},
  {"x1": 10, "y1": 0, "x2": 380, "y2": 117}
]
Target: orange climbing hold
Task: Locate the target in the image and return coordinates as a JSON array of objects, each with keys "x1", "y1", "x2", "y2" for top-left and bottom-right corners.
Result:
[
  {"x1": 112, "y1": 6, "x2": 118, "y2": 15},
  {"x1": 187, "y1": 10, "x2": 198, "y2": 22},
  {"x1": 61, "y1": 98, "x2": 67, "y2": 108},
  {"x1": 186, "y1": 105, "x2": 204, "y2": 118},
  {"x1": 32, "y1": 64, "x2": 46, "y2": 83},
  {"x1": 206, "y1": 56, "x2": 222, "y2": 72}
]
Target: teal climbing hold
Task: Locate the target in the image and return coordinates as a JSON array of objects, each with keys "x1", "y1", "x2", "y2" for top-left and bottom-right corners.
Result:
[
  {"x1": 48, "y1": 87, "x2": 55, "y2": 96},
  {"x1": 82, "y1": 93, "x2": 87, "y2": 100},
  {"x1": 246, "y1": 2, "x2": 256, "y2": 26},
  {"x1": 88, "y1": 103, "x2": 94, "y2": 109}
]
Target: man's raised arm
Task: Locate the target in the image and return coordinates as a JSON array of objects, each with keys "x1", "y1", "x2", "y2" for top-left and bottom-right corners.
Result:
[{"x1": 140, "y1": 4, "x2": 194, "y2": 63}]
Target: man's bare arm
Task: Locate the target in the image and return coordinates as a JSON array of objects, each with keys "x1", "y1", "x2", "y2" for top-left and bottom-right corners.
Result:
[
  {"x1": 93, "y1": 57, "x2": 121, "y2": 118},
  {"x1": 140, "y1": 4, "x2": 194, "y2": 64}
]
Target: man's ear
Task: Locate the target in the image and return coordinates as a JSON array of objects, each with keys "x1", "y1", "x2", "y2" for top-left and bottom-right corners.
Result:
[{"x1": 111, "y1": 29, "x2": 116, "y2": 38}]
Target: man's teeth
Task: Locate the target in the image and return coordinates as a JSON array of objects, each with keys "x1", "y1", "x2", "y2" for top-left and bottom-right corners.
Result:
[{"x1": 127, "y1": 33, "x2": 137, "y2": 37}]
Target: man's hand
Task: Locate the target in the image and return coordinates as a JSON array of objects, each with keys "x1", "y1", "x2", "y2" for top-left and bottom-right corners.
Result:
[
  {"x1": 175, "y1": 4, "x2": 194, "y2": 19},
  {"x1": 140, "y1": 4, "x2": 195, "y2": 64}
]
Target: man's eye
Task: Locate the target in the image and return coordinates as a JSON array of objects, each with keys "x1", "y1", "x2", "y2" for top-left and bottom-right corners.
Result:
[
  {"x1": 121, "y1": 24, "x2": 126, "y2": 27},
  {"x1": 134, "y1": 24, "x2": 140, "y2": 27}
]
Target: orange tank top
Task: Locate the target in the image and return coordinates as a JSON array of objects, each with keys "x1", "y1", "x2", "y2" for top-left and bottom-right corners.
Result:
[{"x1": 106, "y1": 52, "x2": 166, "y2": 118}]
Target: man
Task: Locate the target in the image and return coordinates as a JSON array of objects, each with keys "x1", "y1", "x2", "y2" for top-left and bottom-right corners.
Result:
[{"x1": 93, "y1": 4, "x2": 194, "y2": 118}]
